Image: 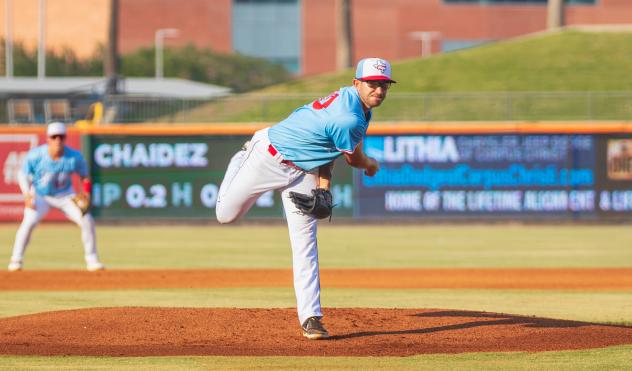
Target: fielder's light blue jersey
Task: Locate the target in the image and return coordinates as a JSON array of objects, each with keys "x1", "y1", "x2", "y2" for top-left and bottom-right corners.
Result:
[
  {"x1": 22, "y1": 145, "x2": 88, "y2": 196},
  {"x1": 268, "y1": 86, "x2": 371, "y2": 171}
]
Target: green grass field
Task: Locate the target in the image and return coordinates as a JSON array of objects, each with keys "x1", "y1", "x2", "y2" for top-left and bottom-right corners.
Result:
[{"x1": 0, "y1": 223, "x2": 631, "y2": 370}]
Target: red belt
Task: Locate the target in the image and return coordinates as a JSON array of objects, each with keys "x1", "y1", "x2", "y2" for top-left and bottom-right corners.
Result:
[{"x1": 268, "y1": 144, "x2": 302, "y2": 170}]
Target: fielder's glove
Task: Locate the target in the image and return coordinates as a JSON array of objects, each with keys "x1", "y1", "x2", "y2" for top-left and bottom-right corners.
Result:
[
  {"x1": 289, "y1": 188, "x2": 334, "y2": 220},
  {"x1": 71, "y1": 193, "x2": 91, "y2": 215}
]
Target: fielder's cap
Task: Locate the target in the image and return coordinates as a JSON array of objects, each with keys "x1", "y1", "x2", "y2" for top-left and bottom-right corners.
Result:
[
  {"x1": 355, "y1": 57, "x2": 396, "y2": 83},
  {"x1": 47, "y1": 122, "x2": 67, "y2": 137}
]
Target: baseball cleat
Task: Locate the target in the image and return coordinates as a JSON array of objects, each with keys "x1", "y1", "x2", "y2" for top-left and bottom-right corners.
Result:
[
  {"x1": 7, "y1": 261, "x2": 23, "y2": 272},
  {"x1": 302, "y1": 316, "x2": 330, "y2": 340},
  {"x1": 86, "y1": 262, "x2": 105, "y2": 272}
]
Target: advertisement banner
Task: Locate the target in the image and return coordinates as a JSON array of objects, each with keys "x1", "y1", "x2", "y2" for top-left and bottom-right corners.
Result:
[
  {"x1": 0, "y1": 131, "x2": 81, "y2": 222},
  {"x1": 595, "y1": 136, "x2": 632, "y2": 216},
  {"x1": 357, "y1": 134, "x2": 600, "y2": 219},
  {"x1": 88, "y1": 134, "x2": 354, "y2": 220},
  {"x1": 5, "y1": 127, "x2": 629, "y2": 222}
]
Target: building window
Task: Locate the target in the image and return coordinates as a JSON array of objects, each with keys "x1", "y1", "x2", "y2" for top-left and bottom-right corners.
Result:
[
  {"x1": 232, "y1": 0, "x2": 301, "y2": 74},
  {"x1": 442, "y1": 40, "x2": 491, "y2": 53},
  {"x1": 444, "y1": 0, "x2": 596, "y2": 4}
]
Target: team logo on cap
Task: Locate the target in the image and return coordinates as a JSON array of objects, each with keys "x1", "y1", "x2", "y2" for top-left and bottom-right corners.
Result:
[{"x1": 373, "y1": 60, "x2": 387, "y2": 74}]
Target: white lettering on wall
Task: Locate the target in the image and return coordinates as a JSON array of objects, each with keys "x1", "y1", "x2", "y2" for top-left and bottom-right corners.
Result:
[
  {"x1": 94, "y1": 143, "x2": 208, "y2": 168},
  {"x1": 383, "y1": 136, "x2": 459, "y2": 163}
]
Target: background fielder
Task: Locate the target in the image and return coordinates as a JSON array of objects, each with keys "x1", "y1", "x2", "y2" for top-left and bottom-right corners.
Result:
[
  {"x1": 8, "y1": 122, "x2": 104, "y2": 272},
  {"x1": 216, "y1": 57, "x2": 394, "y2": 339}
]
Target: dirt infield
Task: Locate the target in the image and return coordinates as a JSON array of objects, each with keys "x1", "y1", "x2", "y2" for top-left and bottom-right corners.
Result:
[
  {"x1": 0, "y1": 307, "x2": 631, "y2": 356},
  {"x1": 1, "y1": 268, "x2": 631, "y2": 356},
  {"x1": 1, "y1": 268, "x2": 631, "y2": 290}
]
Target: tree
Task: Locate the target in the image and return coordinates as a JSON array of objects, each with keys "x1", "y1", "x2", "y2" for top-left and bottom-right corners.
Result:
[
  {"x1": 335, "y1": 0, "x2": 353, "y2": 70},
  {"x1": 105, "y1": 0, "x2": 120, "y2": 94}
]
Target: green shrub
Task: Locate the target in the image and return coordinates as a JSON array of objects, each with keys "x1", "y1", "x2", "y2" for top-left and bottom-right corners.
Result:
[{"x1": 0, "y1": 40, "x2": 291, "y2": 92}]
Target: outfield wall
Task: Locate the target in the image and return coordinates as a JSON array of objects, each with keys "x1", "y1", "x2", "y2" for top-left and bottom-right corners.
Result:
[{"x1": 1, "y1": 122, "x2": 632, "y2": 222}]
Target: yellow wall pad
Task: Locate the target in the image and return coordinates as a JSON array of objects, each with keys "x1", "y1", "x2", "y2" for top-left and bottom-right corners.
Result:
[{"x1": 2, "y1": 121, "x2": 632, "y2": 136}]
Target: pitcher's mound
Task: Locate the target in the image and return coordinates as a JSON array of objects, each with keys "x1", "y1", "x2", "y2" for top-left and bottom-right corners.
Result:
[{"x1": 1, "y1": 307, "x2": 631, "y2": 356}]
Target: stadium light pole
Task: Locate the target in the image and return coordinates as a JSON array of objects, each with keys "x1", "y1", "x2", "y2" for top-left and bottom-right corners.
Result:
[
  {"x1": 335, "y1": 0, "x2": 353, "y2": 71},
  {"x1": 4, "y1": 0, "x2": 13, "y2": 78},
  {"x1": 38, "y1": 0, "x2": 46, "y2": 80},
  {"x1": 105, "y1": 0, "x2": 120, "y2": 95},
  {"x1": 155, "y1": 28, "x2": 179, "y2": 79},
  {"x1": 410, "y1": 31, "x2": 441, "y2": 58}
]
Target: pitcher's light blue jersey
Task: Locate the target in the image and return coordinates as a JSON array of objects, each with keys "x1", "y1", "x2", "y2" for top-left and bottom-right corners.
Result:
[
  {"x1": 268, "y1": 86, "x2": 372, "y2": 171},
  {"x1": 22, "y1": 145, "x2": 88, "y2": 196}
]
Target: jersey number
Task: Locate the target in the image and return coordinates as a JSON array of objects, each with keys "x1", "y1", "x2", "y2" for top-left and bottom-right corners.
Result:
[
  {"x1": 53, "y1": 173, "x2": 69, "y2": 189},
  {"x1": 312, "y1": 92, "x2": 339, "y2": 110}
]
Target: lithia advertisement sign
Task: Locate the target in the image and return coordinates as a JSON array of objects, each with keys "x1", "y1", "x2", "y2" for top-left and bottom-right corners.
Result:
[{"x1": 357, "y1": 134, "x2": 632, "y2": 219}]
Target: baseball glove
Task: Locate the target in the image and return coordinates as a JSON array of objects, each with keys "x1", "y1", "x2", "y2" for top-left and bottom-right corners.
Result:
[
  {"x1": 71, "y1": 193, "x2": 91, "y2": 215},
  {"x1": 289, "y1": 188, "x2": 334, "y2": 220}
]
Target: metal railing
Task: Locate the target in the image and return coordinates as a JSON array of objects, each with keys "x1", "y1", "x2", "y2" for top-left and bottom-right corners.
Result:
[{"x1": 3, "y1": 91, "x2": 632, "y2": 124}]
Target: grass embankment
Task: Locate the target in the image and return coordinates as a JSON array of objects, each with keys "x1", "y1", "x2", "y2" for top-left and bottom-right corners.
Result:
[{"x1": 177, "y1": 31, "x2": 632, "y2": 122}]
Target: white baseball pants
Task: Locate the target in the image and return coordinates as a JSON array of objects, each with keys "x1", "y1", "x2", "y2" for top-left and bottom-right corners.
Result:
[
  {"x1": 11, "y1": 192, "x2": 100, "y2": 266},
  {"x1": 216, "y1": 128, "x2": 322, "y2": 325}
]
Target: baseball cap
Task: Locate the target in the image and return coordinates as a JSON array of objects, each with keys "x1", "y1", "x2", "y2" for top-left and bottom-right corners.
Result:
[
  {"x1": 355, "y1": 57, "x2": 396, "y2": 83},
  {"x1": 46, "y1": 122, "x2": 67, "y2": 137}
]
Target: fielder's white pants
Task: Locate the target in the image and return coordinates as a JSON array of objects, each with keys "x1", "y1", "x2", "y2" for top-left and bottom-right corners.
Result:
[
  {"x1": 11, "y1": 192, "x2": 100, "y2": 266},
  {"x1": 216, "y1": 128, "x2": 321, "y2": 325}
]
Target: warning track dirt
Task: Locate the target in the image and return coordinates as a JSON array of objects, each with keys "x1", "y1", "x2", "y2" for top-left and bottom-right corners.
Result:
[{"x1": 1, "y1": 268, "x2": 631, "y2": 291}]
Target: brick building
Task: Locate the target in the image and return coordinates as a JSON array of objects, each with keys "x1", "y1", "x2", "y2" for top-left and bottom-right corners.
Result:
[{"x1": 2, "y1": 0, "x2": 631, "y2": 76}]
